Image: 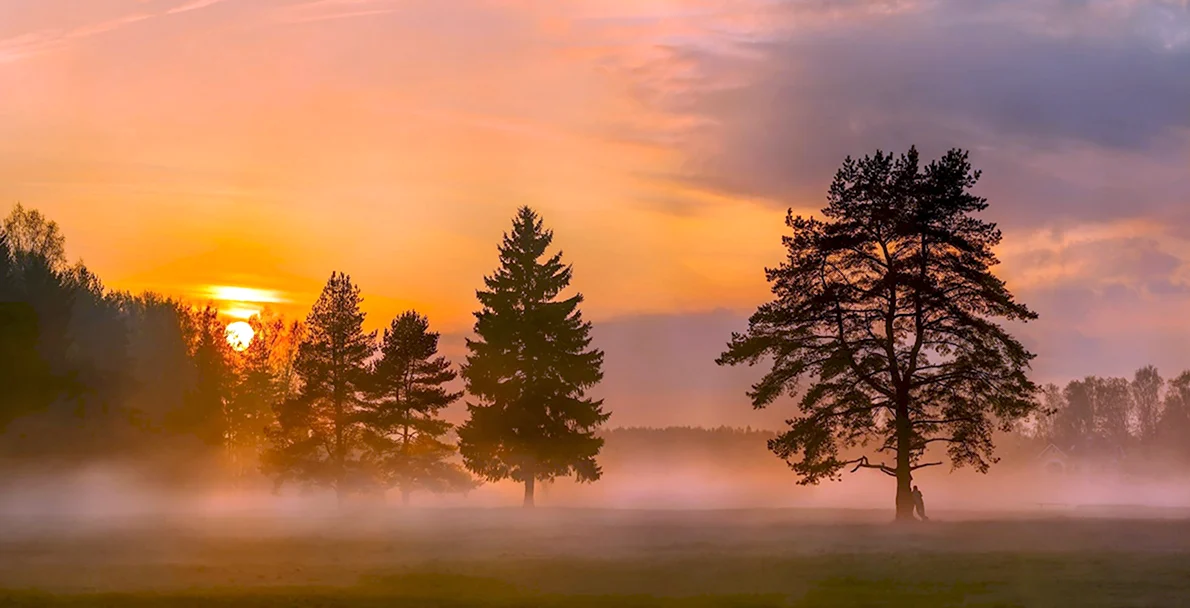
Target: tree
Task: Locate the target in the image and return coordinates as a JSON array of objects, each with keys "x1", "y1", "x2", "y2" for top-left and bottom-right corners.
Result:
[
  {"x1": 0, "y1": 233, "x2": 60, "y2": 432},
  {"x1": 1056, "y1": 378, "x2": 1096, "y2": 451},
  {"x1": 1032, "y1": 383, "x2": 1065, "y2": 442},
  {"x1": 362, "y1": 311, "x2": 473, "y2": 505},
  {"x1": 0, "y1": 231, "x2": 15, "y2": 300},
  {"x1": 117, "y1": 292, "x2": 195, "y2": 434},
  {"x1": 263, "y1": 273, "x2": 375, "y2": 505},
  {"x1": 458, "y1": 207, "x2": 608, "y2": 507},
  {"x1": 717, "y1": 147, "x2": 1038, "y2": 521},
  {"x1": 3, "y1": 203, "x2": 67, "y2": 271},
  {"x1": 1159, "y1": 371, "x2": 1190, "y2": 458},
  {"x1": 1093, "y1": 376, "x2": 1132, "y2": 452},
  {"x1": 1131, "y1": 365, "x2": 1163, "y2": 445},
  {"x1": 171, "y1": 304, "x2": 233, "y2": 447},
  {"x1": 225, "y1": 314, "x2": 287, "y2": 482}
]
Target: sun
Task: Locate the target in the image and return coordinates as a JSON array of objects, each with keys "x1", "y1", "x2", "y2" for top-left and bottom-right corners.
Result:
[{"x1": 226, "y1": 321, "x2": 255, "y2": 352}]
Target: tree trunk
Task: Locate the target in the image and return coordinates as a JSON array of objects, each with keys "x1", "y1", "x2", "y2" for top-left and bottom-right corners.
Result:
[
  {"x1": 895, "y1": 401, "x2": 915, "y2": 521},
  {"x1": 523, "y1": 476, "x2": 536, "y2": 508},
  {"x1": 336, "y1": 484, "x2": 347, "y2": 509}
]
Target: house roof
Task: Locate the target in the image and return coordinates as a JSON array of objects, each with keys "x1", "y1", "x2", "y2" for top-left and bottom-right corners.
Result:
[{"x1": 1036, "y1": 443, "x2": 1068, "y2": 461}]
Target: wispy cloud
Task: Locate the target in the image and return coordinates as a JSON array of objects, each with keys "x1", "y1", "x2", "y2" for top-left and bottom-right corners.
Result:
[
  {"x1": 274, "y1": 0, "x2": 402, "y2": 23},
  {"x1": 0, "y1": 13, "x2": 152, "y2": 63},
  {"x1": 166, "y1": 0, "x2": 233, "y2": 15},
  {"x1": 0, "y1": 0, "x2": 234, "y2": 63},
  {"x1": 279, "y1": 7, "x2": 402, "y2": 23}
]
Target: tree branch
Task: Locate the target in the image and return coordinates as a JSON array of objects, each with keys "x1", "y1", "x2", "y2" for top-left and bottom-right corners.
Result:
[{"x1": 846, "y1": 456, "x2": 897, "y2": 477}]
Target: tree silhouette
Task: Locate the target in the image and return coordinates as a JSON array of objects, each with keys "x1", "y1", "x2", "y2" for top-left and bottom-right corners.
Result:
[
  {"x1": 225, "y1": 314, "x2": 287, "y2": 483},
  {"x1": 0, "y1": 232, "x2": 60, "y2": 432},
  {"x1": 459, "y1": 207, "x2": 608, "y2": 507},
  {"x1": 263, "y1": 272, "x2": 375, "y2": 505},
  {"x1": 361, "y1": 311, "x2": 474, "y2": 505},
  {"x1": 1159, "y1": 372, "x2": 1190, "y2": 458},
  {"x1": 1131, "y1": 365, "x2": 1163, "y2": 445},
  {"x1": 718, "y1": 147, "x2": 1038, "y2": 521},
  {"x1": 3, "y1": 203, "x2": 67, "y2": 271},
  {"x1": 171, "y1": 304, "x2": 233, "y2": 447},
  {"x1": 1094, "y1": 376, "x2": 1132, "y2": 452}
]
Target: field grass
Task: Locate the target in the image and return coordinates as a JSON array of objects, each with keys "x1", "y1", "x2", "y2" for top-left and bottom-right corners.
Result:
[{"x1": 2, "y1": 508, "x2": 1189, "y2": 606}]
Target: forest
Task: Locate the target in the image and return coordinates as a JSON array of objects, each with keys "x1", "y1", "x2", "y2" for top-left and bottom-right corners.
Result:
[{"x1": 0, "y1": 204, "x2": 605, "y2": 507}]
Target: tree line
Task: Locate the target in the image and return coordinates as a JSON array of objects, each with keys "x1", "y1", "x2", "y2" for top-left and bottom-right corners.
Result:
[
  {"x1": 6, "y1": 146, "x2": 1184, "y2": 517},
  {"x1": 1020, "y1": 367, "x2": 1190, "y2": 467},
  {"x1": 0, "y1": 205, "x2": 605, "y2": 507}
]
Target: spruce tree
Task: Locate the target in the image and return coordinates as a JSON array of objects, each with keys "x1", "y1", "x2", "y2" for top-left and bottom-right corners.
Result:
[
  {"x1": 362, "y1": 311, "x2": 473, "y2": 505},
  {"x1": 458, "y1": 206, "x2": 607, "y2": 507},
  {"x1": 263, "y1": 272, "x2": 375, "y2": 505}
]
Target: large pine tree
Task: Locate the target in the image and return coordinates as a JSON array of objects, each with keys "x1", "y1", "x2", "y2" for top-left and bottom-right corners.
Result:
[
  {"x1": 362, "y1": 311, "x2": 473, "y2": 505},
  {"x1": 263, "y1": 272, "x2": 376, "y2": 505},
  {"x1": 458, "y1": 206, "x2": 607, "y2": 507},
  {"x1": 718, "y1": 147, "x2": 1038, "y2": 521}
]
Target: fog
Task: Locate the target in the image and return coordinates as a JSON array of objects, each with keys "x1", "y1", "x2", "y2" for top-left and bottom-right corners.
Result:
[{"x1": 5, "y1": 439, "x2": 1190, "y2": 528}]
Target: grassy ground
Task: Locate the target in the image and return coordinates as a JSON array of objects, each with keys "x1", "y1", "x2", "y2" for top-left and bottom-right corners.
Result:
[{"x1": 2, "y1": 508, "x2": 1189, "y2": 606}]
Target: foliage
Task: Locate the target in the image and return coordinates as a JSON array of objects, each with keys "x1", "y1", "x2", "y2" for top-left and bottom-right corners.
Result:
[
  {"x1": 361, "y1": 311, "x2": 474, "y2": 504},
  {"x1": 1131, "y1": 365, "x2": 1163, "y2": 444},
  {"x1": 169, "y1": 304, "x2": 233, "y2": 447},
  {"x1": 718, "y1": 147, "x2": 1038, "y2": 519},
  {"x1": 263, "y1": 273, "x2": 376, "y2": 501},
  {"x1": 224, "y1": 314, "x2": 294, "y2": 481},
  {"x1": 0, "y1": 233, "x2": 59, "y2": 430},
  {"x1": 458, "y1": 207, "x2": 608, "y2": 507}
]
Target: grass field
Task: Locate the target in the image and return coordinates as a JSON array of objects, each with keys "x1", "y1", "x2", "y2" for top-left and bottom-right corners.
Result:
[{"x1": 2, "y1": 508, "x2": 1189, "y2": 606}]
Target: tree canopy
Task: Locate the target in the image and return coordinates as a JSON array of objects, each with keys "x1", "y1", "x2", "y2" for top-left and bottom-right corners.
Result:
[
  {"x1": 361, "y1": 311, "x2": 474, "y2": 505},
  {"x1": 458, "y1": 206, "x2": 608, "y2": 507},
  {"x1": 263, "y1": 272, "x2": 376, "y2": 503},
  {"x1": 718, "y1": 147, "x2": 1039, "y2": 520}
]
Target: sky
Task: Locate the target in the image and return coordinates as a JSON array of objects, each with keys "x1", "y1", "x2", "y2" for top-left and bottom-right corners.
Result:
[{"x1": 1, "y1": 0, "x2": 1188, "y2": 427}]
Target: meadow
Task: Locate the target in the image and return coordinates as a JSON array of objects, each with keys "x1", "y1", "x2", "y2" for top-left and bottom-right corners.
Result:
[{"x1": 2, "y1": 508, "x2": 1189, "y2": 607}]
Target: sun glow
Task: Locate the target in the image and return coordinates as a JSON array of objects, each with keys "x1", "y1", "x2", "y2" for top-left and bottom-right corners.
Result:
[
  {"x1": 206, "y1": 286, "x2": 284, "y2": 304},
  {"x1": 223, "y1": 307, "x2": 262, "y2": 320},
  {"x1": 226, "y1": 321, "x2": 255, "y2": 352}
]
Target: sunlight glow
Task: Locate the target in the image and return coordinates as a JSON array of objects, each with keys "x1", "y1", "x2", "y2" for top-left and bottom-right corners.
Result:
[
  {"x1": 206, "y1": 286, "x2": 285, "y2": 304},
  {"x1": 222, "y1": 307, "x2": 262, "y2": 320},
  {"x1": 225, "y1": 321, "x2": 255, "y2": 352}
]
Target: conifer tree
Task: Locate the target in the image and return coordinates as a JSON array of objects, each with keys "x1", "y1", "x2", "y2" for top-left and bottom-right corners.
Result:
[
  {"x1": 173, "y1": 304, "x2": 233, "y2": 447},
  {"x1": 719, "y1": 147, "x2": 1038, "y2": 521},
  {"x1": 263, "y1": 272, "x2": 375, "y2": 505},
  {"x1": 0, "y1": 232, "x2": 58, "y2": 431},
  {"x1": 458, "y1": 207, "x2": 607, "y2": 507},
  {"x1": 225, "y1": 315, "x2": 286, "y2": 482},
  {"x1": 362, "y1": 311, "x2": 473, "y2": 505}
]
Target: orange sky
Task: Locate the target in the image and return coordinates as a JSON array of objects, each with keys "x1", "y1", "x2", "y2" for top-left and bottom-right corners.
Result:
[
  {"x1": 3, "y1": 0, "x2": 1190, "y2": 420},
  {"x1": 0, "y1": 0, "x2": 800, "y2": 333}
]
